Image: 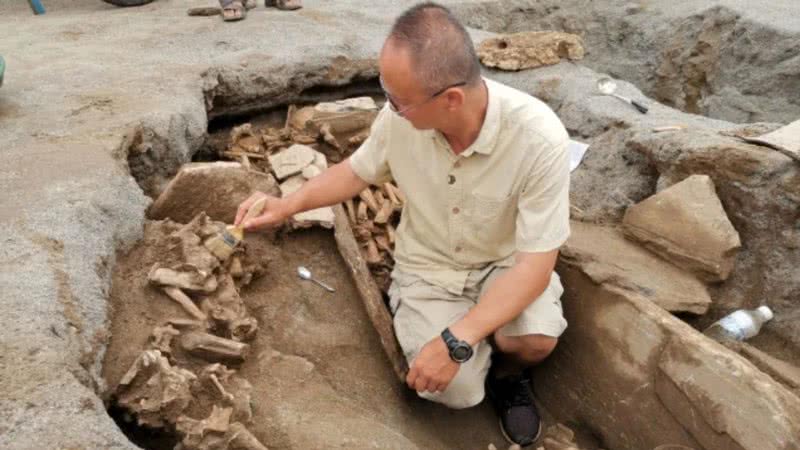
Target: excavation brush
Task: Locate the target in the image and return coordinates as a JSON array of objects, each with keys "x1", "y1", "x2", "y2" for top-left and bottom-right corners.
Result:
[{"x1": 204, "y1": 197, "x2": 267, "y2": 261}]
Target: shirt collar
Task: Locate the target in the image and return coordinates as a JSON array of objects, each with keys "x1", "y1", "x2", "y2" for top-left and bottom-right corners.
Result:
[{"x1": 430, "y1": 77, "x2": 501, "y2": 158}]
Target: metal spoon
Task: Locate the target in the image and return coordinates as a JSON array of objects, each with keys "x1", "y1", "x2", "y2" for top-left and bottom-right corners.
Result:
[
  {"x1": 596, "y1": 77, "x2": 649, "y2": 114},
  {"x1": 297, "y1": 266, "x2": 335, "y2": 293}
]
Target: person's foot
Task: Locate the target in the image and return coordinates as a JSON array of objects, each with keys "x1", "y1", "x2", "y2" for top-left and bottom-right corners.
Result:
[
  {"x1": 265, "y1": 0, "x2": 302, "y2": 10},
  {"x1": 219, "y1": 0, "x2": 247, "y2": 21},
  {"x1": 485, "y1": 370, "x2": 542, "y2": 447}
]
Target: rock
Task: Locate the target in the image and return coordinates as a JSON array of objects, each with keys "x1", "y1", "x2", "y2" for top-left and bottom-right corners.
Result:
[
  {"x1": 477, "y1": 31, "x2": 585, "y2": 71},
  {"x1": 739, "y1": 118, "x2": 800, "y2": 163},
  {"x1": 569, "y1": 129, "x2": 659, "y2": 222},
  {"x1": 279, "y1": 175, "x2": 335, "y2": 229},
  {"x1": 656, "y1": 334, "x2": 800, "y2": 450},
  {"x1": 622, "y1": 174, "x2": 742, "y2": 282},
  {"x1": 562, "y1": 221, "x2": 712, "y2": 314},
  {"x1": 532, "y1": 235, "x2": 800, "y2": 450},
  {"x1": 302, "y1": 164, "x2": 322, "y2": 179},
  {"x1": 625, "y1": 126, "x2": 800, "y2": 342},
  {"x1": 539, "y1": 423, "x2": 587, "y2": 450},
  {"x1": 486, "y1": 62, "x2": 800, "y2": 352},
  {"x1": 314, "y1": 97, "x2": 377, "y2": 114},
  {"x1": 312, "y1": 149, "x2": 328, "y2": 170},
  {"x1": 149, "y1": 162, "x2": 279, "y2": 224},
  {"x1": 725, "y1": 341, "x2": 800, "y2": 398},
  {"x1": 268, "y1": 144, "x2": 317, "y2": 180},
  {"x1": 307, "y1": 97, "x2": 379, "y2": 135}
]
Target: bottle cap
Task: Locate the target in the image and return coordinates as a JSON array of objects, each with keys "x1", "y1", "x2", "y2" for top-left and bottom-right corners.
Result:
[{"x1": 757, "y1": 306, "x2": 774, "y2": 321}]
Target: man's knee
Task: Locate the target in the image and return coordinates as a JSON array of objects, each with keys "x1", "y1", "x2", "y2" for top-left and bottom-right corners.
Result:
[{"x1": 496, "y1": 333, "x2": 558, "y2": 363}]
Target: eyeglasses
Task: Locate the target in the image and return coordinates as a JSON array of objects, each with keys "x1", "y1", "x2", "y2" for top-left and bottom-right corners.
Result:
[{"x1": 379, "y1": 76, "x2": 467, "y2": 116}]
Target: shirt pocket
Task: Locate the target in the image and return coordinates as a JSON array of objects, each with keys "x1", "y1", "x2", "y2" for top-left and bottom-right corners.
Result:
[{"x1": 468, "y1": 189, "x2": 516, "y2": 236}]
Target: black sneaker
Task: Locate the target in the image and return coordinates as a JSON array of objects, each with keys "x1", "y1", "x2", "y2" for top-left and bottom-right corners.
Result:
[{"x1": 485, "y1": 370, "x2": 542, "y2": 447}]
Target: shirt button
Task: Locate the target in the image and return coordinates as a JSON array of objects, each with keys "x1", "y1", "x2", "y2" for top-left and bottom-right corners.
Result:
[
  {"x1": 454, "y1": 246, "x2": 462, "y2": 253},
  {"x1": 452, "y1": 207, "x2": 460, "y2": 214},
  {"x1": 448, "y1": 175, "x2": 456, "y2": 185}
]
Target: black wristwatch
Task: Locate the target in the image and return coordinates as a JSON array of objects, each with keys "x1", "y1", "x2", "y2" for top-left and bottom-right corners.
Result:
[{"x1": 441, "y1": 328, "x2": 474, "y2": 363}]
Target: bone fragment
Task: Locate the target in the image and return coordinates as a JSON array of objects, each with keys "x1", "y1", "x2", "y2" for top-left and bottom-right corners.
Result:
[
  {"x1": 375, "y1": 234, "x2": 392, "y2": 253},
  {"x1": 166, "y1": 318, "x2": 206, "y2": 330},
  {"x1": 373, "y1": 201, "x2": 394, "y2": 224},
  {"x1": 227, "y1": 422, "x2": 269, "y2": 450},
  {"x1": 359, "y1": 189, "x2": 379, "y2": 214},
  {"x1": 210, "y1": 373, "x2": 235, "y2": 403},
  {"x1": 345, "y1": 199, "x2": 357, "y2": 224},
  {"x1": 320, "y1": 122, "x2": 341, "y2": 150},
  {"x1": 229, "y1": 256, "x2": 244, "y2": 278},
  {"x1": 181, "y1": 331, "x2": 250, "y2": 363},
  {"x1": 384, "y1": 182, "x2": 402, "y2": 209},
  {"x1": 148, "y1": 263, "x2": 217, "y2": 293},
  {"x1": 356, "y1": 200, "x2": 369, "y2": 223},
  {"x1": 387, "y1": 183, "x2": 406, "y2": 204},
  {"x1": 365, "y1": 239, "x2": 382, "y2": 265},
  {"x1": 163, "y1": 287, "x2": 208, "y2": 321}
]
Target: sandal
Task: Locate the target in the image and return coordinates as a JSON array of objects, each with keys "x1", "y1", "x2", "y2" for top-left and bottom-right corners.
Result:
[
  {"x1": 219, "y1": 0, "x2": 247, "y2": 21},
  {"x1": 265, "y1": 0, "x2": 302, "y2": 11}
]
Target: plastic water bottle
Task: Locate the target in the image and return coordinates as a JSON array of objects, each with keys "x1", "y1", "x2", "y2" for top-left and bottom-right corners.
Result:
[{"x1": 703, "y1": 306, "x2": 774, "y2": 342}]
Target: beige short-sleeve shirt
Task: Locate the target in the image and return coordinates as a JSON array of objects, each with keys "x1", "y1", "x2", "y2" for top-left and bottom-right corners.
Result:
[{"x1": 349, "y1": 78, "x2": 570, "y2": 295}]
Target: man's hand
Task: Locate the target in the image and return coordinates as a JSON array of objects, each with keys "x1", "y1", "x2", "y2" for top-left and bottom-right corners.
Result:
[
  {"x1": 406, "y1": 336, "x2": 459, "y2": 393},
  {"x1": 234, "y1": 191, "x2": 292, "y2": 231}
]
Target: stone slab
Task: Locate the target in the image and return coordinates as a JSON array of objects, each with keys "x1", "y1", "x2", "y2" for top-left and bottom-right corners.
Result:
[
  {"x1": 623, "y1": 174, "x2": 742, "y2": 282},
  {"x1": 562, "y1": 221, "x2": 712, "y2": 314}
]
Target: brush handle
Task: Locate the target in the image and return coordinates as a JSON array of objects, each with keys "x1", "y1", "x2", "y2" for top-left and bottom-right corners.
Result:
[{"x1": 236, "y1": 196, "x2": 268, "y2": 231}]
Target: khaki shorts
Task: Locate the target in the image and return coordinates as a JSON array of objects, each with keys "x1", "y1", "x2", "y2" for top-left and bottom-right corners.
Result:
[{"x1": 388, "y1": 265, "x2": 567, "y2": 409}]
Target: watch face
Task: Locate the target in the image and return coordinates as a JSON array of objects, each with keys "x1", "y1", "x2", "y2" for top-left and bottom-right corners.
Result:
[{"x1": 453, "y1": 344, "x2": 472, "y2": 362}]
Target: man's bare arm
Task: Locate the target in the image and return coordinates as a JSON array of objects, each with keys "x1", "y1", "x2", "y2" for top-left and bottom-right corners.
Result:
[
  {"x1": 236, "y1": 159, "x2": 369, "y2": 230},
  {"x1": 449, "y1": 250, "x2": 559, "y2": 345}
]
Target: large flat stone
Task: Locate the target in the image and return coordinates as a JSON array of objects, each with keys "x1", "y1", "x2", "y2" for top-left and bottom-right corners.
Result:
[
  {"x1": 268, "y1": 144, "x2": 317, "y2": 180},
  {"x1": 623, "y1": 174, "x2": 741, "y2": 282},
  {"x1": 657, "y1": 334, "x2": 800, "y2": 450},
  {"x1": 562, "y1": 221, "x2": 712, "y2": 314},
  {"x1": 148, "y1": 162, "x2": 279, "y2": 224},
  {"x1": 534, "y1": 232, "x2": 800, "y2": 450},
  {"x1": 279, "y1": 175, "x2": 335, "y2": 229}
]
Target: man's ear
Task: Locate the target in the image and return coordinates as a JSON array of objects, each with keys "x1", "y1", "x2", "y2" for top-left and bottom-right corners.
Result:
[{"x1": 444, "y1": 88, "x2": 465, "y2": 111}]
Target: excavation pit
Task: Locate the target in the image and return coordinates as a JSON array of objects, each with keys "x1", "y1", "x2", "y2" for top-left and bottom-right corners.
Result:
[{"x1": 104, "y1": 74, "x2": 800, "y2": 450}]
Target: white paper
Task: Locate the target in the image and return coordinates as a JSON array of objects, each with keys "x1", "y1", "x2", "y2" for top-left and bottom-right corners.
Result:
[{"x1": 568, "y1": 139, "x2": 590, "y2": 172}]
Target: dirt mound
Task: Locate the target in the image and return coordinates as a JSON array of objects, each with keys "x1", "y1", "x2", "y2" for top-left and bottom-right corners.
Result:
[{"x1": 455, "y1": 0, "x2": 800, "y2": 124}]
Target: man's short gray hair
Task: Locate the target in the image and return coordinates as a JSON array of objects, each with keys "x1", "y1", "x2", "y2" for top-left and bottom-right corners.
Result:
[{"x1": 388, "y1": 2, "x2": 482, "y2": 94}]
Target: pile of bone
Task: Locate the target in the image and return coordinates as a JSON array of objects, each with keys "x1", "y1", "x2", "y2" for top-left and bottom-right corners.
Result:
[
  {"x1": 344, "y1": 184, "x2": 405, "y2": 293},
  {"x1": 114, "y1": 214, "x2": 269, "y2": 450},
  {"x1": 220, "y1": 96, "x2": 405, "y2": 293},
  {"x1": 222, "y1": 96, "x2": 379, "y2": 171}
]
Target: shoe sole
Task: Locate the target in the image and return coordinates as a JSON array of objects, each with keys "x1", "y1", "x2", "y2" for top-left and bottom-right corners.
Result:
[{"x1": 498, "y1": 416, "x2": 543, "y2": 448}]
